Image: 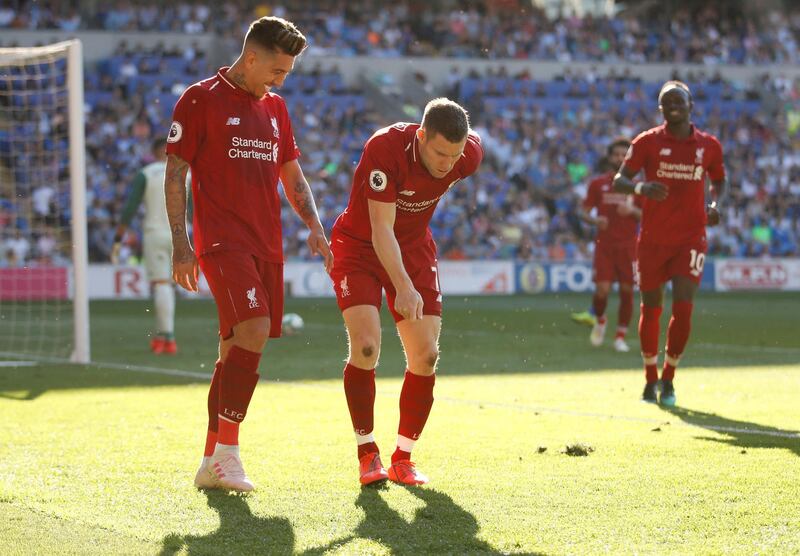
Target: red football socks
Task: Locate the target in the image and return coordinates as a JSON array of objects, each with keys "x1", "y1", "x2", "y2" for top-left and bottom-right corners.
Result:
[
  {"x1": 217, "y1": 345, "x2": 261, "y2": 446},
  {"x1": 663, "y1": 301, "x2": 694, "y2": 381},
  {"x1": 203, "y1": 360, "x2": 223, "y2": 456},
  {"x1": 218, "y1": 417, "x2": 240, "y2": 446},
  {"x1": 639, "y1": 304, "x2": 663, "y2": 383},
  {"x1": 343, "y1": 363, "x2": 378, "y2": 458},
  {"x1": 592, "y1": 293, "x2": 608, "y2": 320},
  {"x1": 393, "y1": 371, "x2": 435, "y2": 464},
  {"x1": 618, "y1": 289, "x2": 634, "y2": 329}
]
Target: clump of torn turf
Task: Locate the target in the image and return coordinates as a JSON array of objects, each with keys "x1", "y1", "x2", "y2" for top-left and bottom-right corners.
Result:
[{"x1": 563, "y1": 443, "x2": 594, "y2": 456}]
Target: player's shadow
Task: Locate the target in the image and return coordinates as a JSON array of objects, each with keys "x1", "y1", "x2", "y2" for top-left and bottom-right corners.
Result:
[
  {"x1": 302, "y1": 485, "x2": 542, "y2": 555},
  {"x1": 0, "y1": 364, "x2": 204, "y2": 401},
  {"x1": 662, "y1": 406, "x2": 800, "y2": 458},
  {"x1": 159, "y1": 491, "x2": 295, "y2": 555}
]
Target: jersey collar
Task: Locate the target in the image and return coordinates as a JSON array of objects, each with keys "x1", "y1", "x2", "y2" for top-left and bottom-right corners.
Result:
[
  {"x1": 659, "y1": 122, "x2": 699, "y2": 143},
  {"x1": 217, "y1": 66, "x2": 253, "y2": 99},
  {"x1": 409, "y1": 129, "x2": 429, "y2": 176}
]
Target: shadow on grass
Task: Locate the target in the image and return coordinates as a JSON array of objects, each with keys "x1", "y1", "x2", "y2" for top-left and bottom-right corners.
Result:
[
  {"x1": 0, "y1": 364, "x2": 205, "y2": 401},
  {"x1": 157, "y1": 486, "x2": 537, "y2": 555},
  {"x1": 159, "y1": 491, "x2": 295, "y2": 555},
  {"x1": 302, "y1": 485, "x2": 541, "y2": 555},
  {"x1": 662, "y1": 406, "x2": 800, "y2": 457}
]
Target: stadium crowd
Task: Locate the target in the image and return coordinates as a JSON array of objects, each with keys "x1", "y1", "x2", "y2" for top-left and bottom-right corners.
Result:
[
  {"x1": 2, "y1": 3, "x2": 799, "y2": 267},
  {"x1": 2, "y1": 0, "x2": 800, "y2": 65},
  {"x1": 70, "y1": 51, "x2": 798, "y2": 266}
]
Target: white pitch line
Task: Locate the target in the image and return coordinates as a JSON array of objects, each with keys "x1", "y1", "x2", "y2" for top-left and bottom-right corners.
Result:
[
  {"x1": 88, "y1": 360, "x2": 800, "y2": 441},
  {"x1": 302, "y1": 323, "x2": 800, "y2": 355},
  {"x1": 3, "y1": 356, "x2": 798, "y2": 441},
  {"x1": 431, "y1": 395, "x2": 800, "y2": 440}
]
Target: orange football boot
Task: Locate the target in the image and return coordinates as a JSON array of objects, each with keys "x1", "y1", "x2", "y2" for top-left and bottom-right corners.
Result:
[
  {"x1": 150, "y1": 336, "x2": 165, "y2": 354},
  {"x1": 163, "y1": 339, "x2": 178, "y2": 355},
  {"x1": 359, "y1": 452, "x2": 388, "y2": 485},
  {"x1": 387, "y1": 460, "x2": 429, "y2": 485}
]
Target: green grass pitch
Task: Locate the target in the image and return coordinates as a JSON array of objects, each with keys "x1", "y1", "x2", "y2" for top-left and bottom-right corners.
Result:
[{"x1": 1, "y1": 292, "x2": 798, "y2": 554}]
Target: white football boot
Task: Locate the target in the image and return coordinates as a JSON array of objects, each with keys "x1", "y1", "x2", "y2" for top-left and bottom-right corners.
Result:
[
  {"x1": 207, "y1": 446, "x2": 255, "y2": 492},
  {"x1": 590, "y1": 319, "x2": 607, "y2": 347},
  {"x1": 613, "y1": 337, "x2": 630, "y2": 352},
  {"x1": 194, "y1": 457, "x2": 218, "y2": 489}
]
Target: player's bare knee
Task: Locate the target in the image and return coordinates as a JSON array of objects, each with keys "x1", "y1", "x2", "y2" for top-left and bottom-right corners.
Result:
[
  {"x1": 596, "y1": 282, "x2": 612, "y2": 296},
  {"x1": 409, "y1": 347, "x2": 438, "y2": 374},
  {"x1": 233, "y1": 318, "x2": 270, "y2": 350},
  {"x1": 349, "y1": 334, "x2": 380, "y2": 366},
  {"x1": 426, "y1": 349, "x2": 439, "y2": 369}
]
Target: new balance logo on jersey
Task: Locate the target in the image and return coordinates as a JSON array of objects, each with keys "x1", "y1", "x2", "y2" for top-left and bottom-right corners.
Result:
[
  {"x1": 659, "y1": 148, "x2": 672, "y2": 156},
  {"x1": 339, "y1": 276, "x2": 350, "y2": 297},
  {"x1": 271, "y1": 117, "x2": 280, "y2": 138},
  {"x1": 247, "y1": 287, "x2": 259, "y2": 309},
  {"x1": 226, "y1": 117, "x2": 240, "y2": 126},
  {"x1": 399, "y1": 190, "x2": 415, "y2": 196}
]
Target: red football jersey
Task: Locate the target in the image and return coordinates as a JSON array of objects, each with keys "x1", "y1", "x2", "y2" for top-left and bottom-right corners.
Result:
[
  {"x1": 582, "y1": 171, "x2": 641, "y2": 247},
  {"x1": 622, "y1": 123, "x2": 725, "y2": 246},
  {"x1": 165, "y1": 67, "x2": 300, "y2": 263},
  {"x1": 333, "y1": 123, "x2": 483, "y2": 247}
]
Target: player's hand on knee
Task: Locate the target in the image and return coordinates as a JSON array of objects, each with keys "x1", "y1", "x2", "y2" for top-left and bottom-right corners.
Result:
[
  {"x1": 396, "y1": 286, "x2": 424, "y2": 321},
  {"x1": 642, "y1": 182, "x2": 668, "y2": 201},
  {"x1": 172, "y1": 245, "x2": 199, "y2": 292}
]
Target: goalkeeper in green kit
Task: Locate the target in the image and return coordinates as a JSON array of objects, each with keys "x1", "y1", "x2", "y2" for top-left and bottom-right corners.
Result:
[{"x1": 112, "y1": 137, "x2": 186, "y2": 355}]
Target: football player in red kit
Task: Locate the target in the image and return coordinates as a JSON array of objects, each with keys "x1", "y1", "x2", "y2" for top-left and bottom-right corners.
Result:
[
  {"x1": 578, "y1": 138, "x2": 641, "y2": 353},
  {"x1": 613, "y1": 81, "x2": 727, "y2": 406},
  {"x1": 329, "y1": 99, "x2": 483, "y2": 485},
  {"x1": 165, "y1": 17, "x2": 332, "y2": 491}
]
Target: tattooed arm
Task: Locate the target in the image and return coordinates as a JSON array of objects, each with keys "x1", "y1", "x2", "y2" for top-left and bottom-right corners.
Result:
[
  {"x1": 279, "y1": 159, "x2": 333, "y2": 272},
  {"x1": 164, "y1": 153, "x2": 198, "y2": 291}
]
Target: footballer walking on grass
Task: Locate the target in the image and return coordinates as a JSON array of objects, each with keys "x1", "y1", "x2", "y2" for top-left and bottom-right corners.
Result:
[
  {"x1": 329, "y1": 99, "x2": 483, "y2": 486},
  {"x1": 165, "y1": 17, "x2": 332, "y2": 492},
  {"x1": 613, "y1": 80, "x2": 727, "y2": 406},
  {"x1": 576, "y1": 138, "x2": 641, "y2": 353}
]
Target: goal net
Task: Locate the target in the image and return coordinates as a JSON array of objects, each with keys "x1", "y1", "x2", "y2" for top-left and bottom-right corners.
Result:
[{"x1": 0, "y1": 40, "x2": 89, "y2": 363}]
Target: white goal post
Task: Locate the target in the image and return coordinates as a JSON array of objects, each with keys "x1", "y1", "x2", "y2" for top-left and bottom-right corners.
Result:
[{"x1": 0, "y1": 40, "x2": 90, "y2": 363}]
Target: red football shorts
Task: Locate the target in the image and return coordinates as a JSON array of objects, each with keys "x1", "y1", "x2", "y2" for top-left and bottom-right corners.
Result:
[
  {"x1": 593, "y1": 241, "x2": 636, "y2": 284},
  {"x1": 329, "y1": 230, "x2": 442, "y2": 322},
  {"x1": 199, "y1": 250, "x2": 284, "y2": 340},
  {"x1": 636, "y1": 237, "x2": 707, "y2": 292}
]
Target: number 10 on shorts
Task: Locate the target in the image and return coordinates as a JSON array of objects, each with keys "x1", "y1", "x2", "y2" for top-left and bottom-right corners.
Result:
[
  {"x1": 689, "y1": 249, "x2": 705, "y2": 277},
  {"x1": 432, "y1": 266, "x2": 442, "y2": 302}
]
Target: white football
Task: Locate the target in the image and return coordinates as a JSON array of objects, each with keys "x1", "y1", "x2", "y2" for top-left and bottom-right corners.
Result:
[{"x1": 281, "y1": 313, "x2": 304, "y2": 335}]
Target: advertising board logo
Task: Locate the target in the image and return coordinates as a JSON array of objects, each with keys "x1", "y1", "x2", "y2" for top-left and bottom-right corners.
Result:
[
  {"x1": 519, "y1": 263, "x2": 547, "y2": 294},
  {"x1": 719, "y1": 262, "x2": 788, "y2": 289}
]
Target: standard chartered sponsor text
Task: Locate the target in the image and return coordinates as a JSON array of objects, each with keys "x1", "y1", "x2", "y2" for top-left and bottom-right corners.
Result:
[
  {"x1": 228, "y1": 136, "x2": 278, "y2": 161},
  {"x1": 397, "y1": 197, "x2": 439, "y2": 213},
  {"x1": 656, "y1": 161, "x2": 703, "y2": 181}
]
